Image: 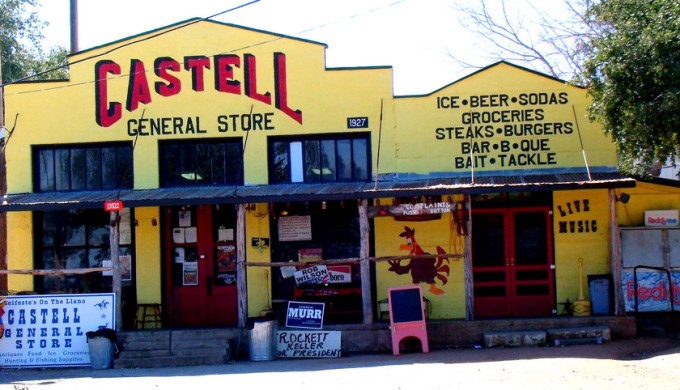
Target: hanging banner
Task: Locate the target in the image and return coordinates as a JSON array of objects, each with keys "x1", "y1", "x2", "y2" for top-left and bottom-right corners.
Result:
[
  {"x1": 0, "y1": 293, "x2": 115, "y2": 368},
  {"x1": 622, "y1": 270, "x2": 680, "y2": 312}
]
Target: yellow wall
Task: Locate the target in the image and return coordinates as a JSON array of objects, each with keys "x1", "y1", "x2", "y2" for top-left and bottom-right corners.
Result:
[
  {"x1": 244, "y1": 204, "x2": 273, "y2": 317},
  {"x1": 134, "y1": 207, "x2": 162, "y2": 304},
  {"x1": 616, "y1": 182, "x2": 680, "y2": 227},
  {"x1": 553, "y1": 189, "x2": 611, "y2": 304},
  {"x1": 4, "y1": 21, "x2": 393, "y2": 193},
  {"x1": 6, "y1": 212, "x2": 34, "y2": 293},
  {"x1": 374, "y1": 196, "x2": 467, "y2": 319},
  {"x1": 394, "y1": 63, "x2": 617, "y2": 176}
]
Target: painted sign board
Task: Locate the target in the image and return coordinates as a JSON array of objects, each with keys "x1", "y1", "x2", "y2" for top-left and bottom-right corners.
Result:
[
  {"x1": 285, "y1": 301, "x2": 325, "y2": 329},
  {"x1": 0, "y1": 293, "x2": 115, "y2": 368},
  {"x1": 387, "y1": 284, "x2": 429, "y2": 355},
  {"x1": 622, "y1": 270, "x2": 680, "y2": 312},
  {"x1": 276, "y1": 330, "x2": 341, "y2": 358}
]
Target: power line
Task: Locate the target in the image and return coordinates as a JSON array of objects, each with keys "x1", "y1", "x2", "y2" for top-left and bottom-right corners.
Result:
[
  {"x1": 2, "y1": 0, "x2": 407, "y2": 97},
  {"x1": 0, "y1": 0, "x2": 261, "y2": 88}
]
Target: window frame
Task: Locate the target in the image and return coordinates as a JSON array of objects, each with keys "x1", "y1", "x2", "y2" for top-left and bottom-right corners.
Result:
[
  {"x1": 267, "y1": 133, "x2": 371, "y2": 184},
  {"x1": 32, "y1": 142, "x2": 134, "y2": 192},
  {"x1": 33, "y1": 208, "x2": 135, "y2": 294},
  {"x1": 158, "y1": 138, "x2": 244, "y2": 187}
]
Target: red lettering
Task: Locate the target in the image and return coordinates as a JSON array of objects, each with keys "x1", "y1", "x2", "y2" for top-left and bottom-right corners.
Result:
[
  {"x1": 274, "y1": 52, "x2": 303, "y2": 124},
  {"x1": 650, "y1": 281, "x2": 666, "y2": 300},
  {"x1": 94, "y1": 53, "x2": 304, "y2": 127},
  {"x1": 95, "y1": 60, "x2": 122, "y2": 127},
  {"x1": 184, "y1": 56, "x2": 211, "y2": 91},
  {"x1": 638, "y1": 286, "x2": 650, "y2": 300},
  {"x1": 244, "y1": 54, "x2": 271, "y2": 104},
  {"x1": 154, "y1": 57, "x2": 181, "y2": 97},
  {"x1": 126, "y1": 59, "x2": 152, "y2": 112},
  {"x1": 214, "y1": 55, "x2": 241, "y2": 94}
]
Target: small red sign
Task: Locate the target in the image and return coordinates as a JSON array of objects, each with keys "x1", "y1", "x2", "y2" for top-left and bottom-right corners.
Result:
[{"x1": 104, "y1": 200, "x2": 123, "y2": 211}]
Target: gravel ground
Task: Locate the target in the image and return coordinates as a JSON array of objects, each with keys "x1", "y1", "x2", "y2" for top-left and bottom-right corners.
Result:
[{"x1": 2, "y1": 336, "x2": 680, "y2": 390}]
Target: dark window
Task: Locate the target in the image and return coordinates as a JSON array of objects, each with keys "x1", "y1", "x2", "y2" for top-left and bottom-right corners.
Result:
[
  {"x1": 34, "y1": 209, "x2": 134, "y2": 294},
  {"x1": 268, "y1": 134, "x2": 370, "y2": 183},
  {"x1": 34, "y1": 143, "x2": 133, "y2": 192},
  {"x1": 159, "y1": 140, "x2": 243, "y2": 187}
]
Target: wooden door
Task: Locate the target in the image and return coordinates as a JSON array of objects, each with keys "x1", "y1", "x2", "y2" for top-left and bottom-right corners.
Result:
[
  {"x1": 472, "y1": 207, "x2": 554, "y2": 317},
  {"x1": 165, "y1": 205, "x2": 238, "y2": 327}
]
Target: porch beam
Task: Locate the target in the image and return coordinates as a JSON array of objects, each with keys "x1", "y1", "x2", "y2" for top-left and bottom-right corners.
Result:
[
  {"x1": 358, "y1": 199, "x2": 373, "y2": 325},
  {"x1": 237, "y1": 203, "x2": 248, "y2": 328},
  {"x1": 609, "y1": 189, "x2": 625, "y2": 316}
]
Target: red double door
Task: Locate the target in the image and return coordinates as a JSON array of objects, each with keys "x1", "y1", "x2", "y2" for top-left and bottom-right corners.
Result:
[
  {"x1": 164, "y1": 205, "x2": 238, "y2": 327},
  {"x1": 472, "y1": 207, "x2": 555, "y2": 317}
]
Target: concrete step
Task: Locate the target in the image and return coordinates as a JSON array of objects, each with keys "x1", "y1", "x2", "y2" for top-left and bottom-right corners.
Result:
[
  {"x1": 546, "y1": 326, "x2": 611, "y2": 343},
  {"x1": 483, "y1": 330, "x2": 546, "y2": 348},
  {"x1": 114, "y1": 353, "x2": 229, "y2": 369},
  {"x1": 483, "y1": 326, "x2": 611, "y2": 348},
  {"x1": 114, "y1": 330, "x2": 236, "y2": 368}
]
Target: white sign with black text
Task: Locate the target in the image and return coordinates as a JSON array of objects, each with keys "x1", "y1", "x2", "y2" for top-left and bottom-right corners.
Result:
[
  {"x1": 0, "y1": 293, "x2": 115, "y2": 368},
  {"x1": 277, "y1": 330, "x2": 341, "y2": 358}
]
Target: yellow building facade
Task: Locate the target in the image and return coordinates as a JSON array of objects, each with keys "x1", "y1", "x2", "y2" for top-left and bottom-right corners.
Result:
[{"x1": 4, "y1": 20, "x2": 676, "y2": 330}]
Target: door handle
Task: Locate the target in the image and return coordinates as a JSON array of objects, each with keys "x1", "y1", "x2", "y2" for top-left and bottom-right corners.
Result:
[{"x1": 509, "y1": 258, "x2": 515, "y2": 266}]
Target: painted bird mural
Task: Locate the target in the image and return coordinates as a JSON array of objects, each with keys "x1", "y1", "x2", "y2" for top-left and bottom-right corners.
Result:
[
  {"x1": 388, "y1": 226, "x2": 450, "y2": 295},
  {"x1": 0, "y1": 297, "x2": 7, "y2": 339}
]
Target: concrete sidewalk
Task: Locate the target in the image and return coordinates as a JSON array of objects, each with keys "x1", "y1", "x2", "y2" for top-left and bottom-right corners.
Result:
[{"x1": 2, "y1": 336, "x2": 680, "y2": 390}]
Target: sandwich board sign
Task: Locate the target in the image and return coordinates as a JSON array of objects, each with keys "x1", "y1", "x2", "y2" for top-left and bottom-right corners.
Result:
[{"x1": 387, "y1": 284, "x2": 429, "y2": 355}]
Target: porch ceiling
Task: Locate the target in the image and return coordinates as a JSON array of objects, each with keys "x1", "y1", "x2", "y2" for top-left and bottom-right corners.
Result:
[{"x1": 0, "y1": 172, "x2": 635, "y2": 211}]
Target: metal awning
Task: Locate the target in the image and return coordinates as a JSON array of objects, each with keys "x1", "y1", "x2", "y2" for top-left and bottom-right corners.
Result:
[{"x1": 0, "y1": 172, "x2": 636, "y2": 212}]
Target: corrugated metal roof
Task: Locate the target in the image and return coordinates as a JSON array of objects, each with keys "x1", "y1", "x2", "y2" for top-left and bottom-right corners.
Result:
[{"x1": 0, "y1": 172, "x2": 636, "y2": 211}]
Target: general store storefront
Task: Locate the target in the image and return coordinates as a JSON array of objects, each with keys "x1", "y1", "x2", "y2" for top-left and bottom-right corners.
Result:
[{"x1": 2, "y1": 20, "x2": 676, "y2": 350}]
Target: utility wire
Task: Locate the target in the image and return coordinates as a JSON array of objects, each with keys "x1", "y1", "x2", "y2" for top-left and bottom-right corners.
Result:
[
  {"x1": 1, "y1": 0, "x2": 407, "y2": 97},
  {"x1": 0, "y1": 0, "x2": 261, "y2": 88}
]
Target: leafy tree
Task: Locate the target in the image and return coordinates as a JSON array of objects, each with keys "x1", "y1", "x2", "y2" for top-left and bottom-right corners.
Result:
[
  {"x1": 580, "y1": 0, "x2": 680, "y2": 175},
  {"x1": 0, "y1": 0, "x2": 68, "y2": 83}
]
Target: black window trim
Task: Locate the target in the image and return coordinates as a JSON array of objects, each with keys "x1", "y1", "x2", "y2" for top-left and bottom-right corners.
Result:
[
  {"x1": 32, "y1": 141, "x2": 134, "y2": 193},
  {"x1": 158, "y1": 137, "x2": 244, "y2": 188},
  {"x1": 267, "y1": 132, "x2": 372, "y2": 184}
]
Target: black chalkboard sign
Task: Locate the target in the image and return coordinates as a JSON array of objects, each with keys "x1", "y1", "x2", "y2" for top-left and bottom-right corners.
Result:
[{"x1": 389, "y1": 286, "x2": 424, "y2": 323}]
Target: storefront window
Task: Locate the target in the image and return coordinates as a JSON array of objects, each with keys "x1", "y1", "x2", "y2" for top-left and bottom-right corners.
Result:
[
  {"x1": 159, "y1": 140, "x2": 243, "y2": 187},
  {"x1": 270, "y1": 200, "x2": 363, "y2": 323},
  {"x1": 34, "y1": 143, "x2": 133, "y2": 192},
  {"x1": 268, "y1": 134, "x2": 370, "y2": 184},
  {"x1": 34, "y1": 209, "x2": 134, "y2": 294}
]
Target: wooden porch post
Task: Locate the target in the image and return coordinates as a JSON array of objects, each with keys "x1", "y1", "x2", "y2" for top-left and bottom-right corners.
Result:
[
  {"x1": 464, "y1": 196, "x2": 475, "y2": 320},
  {"x1": 237, "y1": 203, "x2": 248, "y2": 327},
  {"x1": 609, "y1": 189, "x2": 625, "y2": 316},
  {"x1": 358, "y1": 199, "x2": 373, "y2": 324},
  {"x1": 109, "y1": 210, "x2": 122, "y2": 332}
]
